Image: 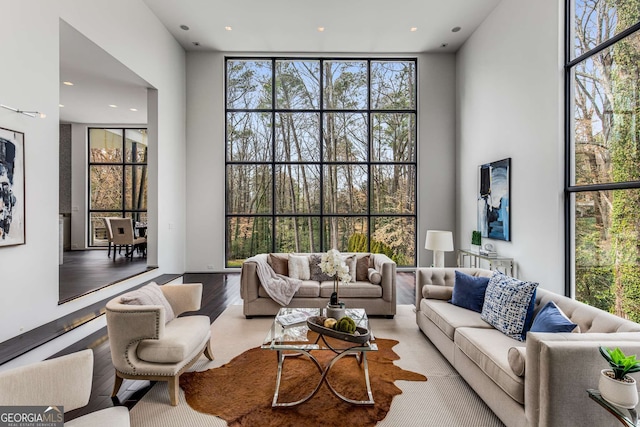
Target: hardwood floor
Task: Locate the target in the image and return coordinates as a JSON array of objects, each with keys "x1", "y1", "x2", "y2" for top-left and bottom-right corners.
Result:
[
  {"x1": 54, "y1": 271, "x2": 415, "y2": 421},
  {"x1": 59, "y1": 249, "x2": 154, "y2": 304}
]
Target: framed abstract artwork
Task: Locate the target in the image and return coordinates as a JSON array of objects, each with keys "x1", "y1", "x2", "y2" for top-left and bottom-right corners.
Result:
[
  {"x1": 477, "y1": 158, "x2": 510, "y2": 241},
  {"x1": 0, "y1": 127, "x2": 25, "y2": 247}
]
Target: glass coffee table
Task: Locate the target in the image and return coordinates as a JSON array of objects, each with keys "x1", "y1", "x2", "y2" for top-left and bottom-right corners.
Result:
[{"x1": 261, "y1": 307, "x2": 377, "y2": 407}]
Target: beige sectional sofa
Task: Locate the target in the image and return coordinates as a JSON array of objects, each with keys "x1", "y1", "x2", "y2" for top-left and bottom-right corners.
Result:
[
  {"x1": 416, "y1": 267, "x2": 640, "y2": 427},
  {"x1": 240, "y1": 252, "x2": 396, "y2": 318}
]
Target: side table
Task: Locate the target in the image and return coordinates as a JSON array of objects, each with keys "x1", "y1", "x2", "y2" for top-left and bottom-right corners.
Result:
[{"x1": 587, "y1": 389, "x2": 638, "y2": 426}]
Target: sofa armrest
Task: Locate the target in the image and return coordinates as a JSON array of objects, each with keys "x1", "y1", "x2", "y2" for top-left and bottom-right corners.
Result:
[
  {"x1": 0, "y1": 349, "x2": 93, "y2": 411},
  {"x1": 161, "y1": 283, "x2": 203, "y2": 316},
  {"x1": 372, "y1": 254, "x2": 396, "y2": 303},
  {"x1": 240, "y1": 261, "x2": 260, "y2": 302},
  {"x1": 525, "y1": 332, "x2": 640, "y2": 427}
]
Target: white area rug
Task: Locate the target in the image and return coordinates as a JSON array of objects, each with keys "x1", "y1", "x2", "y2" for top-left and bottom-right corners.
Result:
[{"x1": 129, "y1": 305, "x2": 504, "y2": 426}]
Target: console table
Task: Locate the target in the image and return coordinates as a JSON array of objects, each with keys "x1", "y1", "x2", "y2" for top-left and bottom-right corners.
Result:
[
  {"x1": 587, "y1": 389, "x2": 638, "y2": 426},
  {"x1": 457, "y1": 249, "x2": 515, "y2": 277}
]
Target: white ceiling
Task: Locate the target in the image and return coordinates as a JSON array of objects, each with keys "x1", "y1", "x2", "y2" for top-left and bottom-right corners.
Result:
[{"x1": 59, "y1": 0, "x2": 501, "y2": 124}]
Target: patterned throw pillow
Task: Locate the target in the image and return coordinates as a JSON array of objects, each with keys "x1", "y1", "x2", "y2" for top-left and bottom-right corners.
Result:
[
  {"x1": 480, "y1": 272, "x2": 538, "y2": 342},
  {"x1": 309, "y1": 254, "x2": 333, "y2": 282},
  {"x1": 120, "y1": 282, "x2": 175, "y2": 323}
]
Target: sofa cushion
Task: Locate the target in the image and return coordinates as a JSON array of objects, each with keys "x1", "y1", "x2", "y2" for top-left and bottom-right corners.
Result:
[
  {"x1": 530, "y1": 300, "x2": 580, "y2": 333},
  {"x1": 356, "y1": 254, "x2": 371, "y2": 281},
  {"x1": 508, "y1": 346, "x2": 526, "y2": 377},
  {"x1": 259, "y1": 280, "x2": 320, "y2": 298},
  {"x1": 481, "y1": 272, "x2": 538, "y2": 342},
  {"x1": 288, "y1": 254, "x2": 310, "y2": 280},
  {"x1": 451, "y1": 270, "x2": 490, "y2": 313},
  {"x1": 120, "y1": 282, "x2": 175, "y2": 323},
  {"x1": 309, "y1": 254, "x2": 333, "y2": 282},
  {"x1": 268, "y1": 253, "x2": 289, "y2": 276},
  {"x1": 455, "y1": 327, "x2": 526, "y2": 404},
  {"x1": 367, "y1": 268, "x2": 382, "y2": 285},
  {"x1": 137, "y1": 315, "x2": 210, "y2": 363},
  {"x1": 319, "y1": 281, "x2": 382, "y2": 298},
  {"x1": 420, "y1": 299, "x2": 493, "y2": 340}
]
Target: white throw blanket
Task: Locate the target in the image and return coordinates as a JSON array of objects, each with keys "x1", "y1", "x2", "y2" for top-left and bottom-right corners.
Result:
[{"x1": 247, "y1": 254, "x2": 302, "y2": 306}]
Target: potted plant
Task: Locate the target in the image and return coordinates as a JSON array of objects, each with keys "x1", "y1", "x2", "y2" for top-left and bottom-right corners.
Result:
[
  {"x1": 319, "y1": 249, "x2": 352, "y2": 319},
  {"x1": 598, "y1": 346, "x2": 640, "y2": 408},
  {"x1": 471, "y1": 230, "x2": 482, "y2": 253}
]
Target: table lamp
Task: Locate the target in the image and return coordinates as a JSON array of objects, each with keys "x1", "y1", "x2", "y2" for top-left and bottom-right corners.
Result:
[{"x1": 425, "y1": 230, "x2": 454, "y2": 267}]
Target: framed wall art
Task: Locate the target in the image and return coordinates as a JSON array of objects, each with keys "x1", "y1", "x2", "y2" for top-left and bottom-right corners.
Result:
[
  {"x1": 477, "y1": 158, "x2": 510, "y2": 241},
  {"x1": 0, "y1": 127, "x2": 25, "y2": 247}
]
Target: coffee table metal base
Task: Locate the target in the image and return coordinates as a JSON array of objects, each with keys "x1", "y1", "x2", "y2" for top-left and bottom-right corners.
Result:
[{"x1": 272, "y1": 339, "x2": 374, "y2": 407}]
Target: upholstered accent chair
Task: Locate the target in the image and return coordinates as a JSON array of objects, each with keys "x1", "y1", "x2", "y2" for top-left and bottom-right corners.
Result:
[
  {"x1": 102, "y1": 217, "x2": 115, "y2": 257},
  {"x1": 109, "y1": 218, "x2": 146, "y2": 259},
  {"x1": 105, "y1": 282, "x2": 214, "y2": 406},
  {"x1": 0, "y1": 349, "x2": 130, "y2": 426}
]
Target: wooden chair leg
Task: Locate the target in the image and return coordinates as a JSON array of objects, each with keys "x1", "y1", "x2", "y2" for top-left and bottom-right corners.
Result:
[
  {"x1": 107, "y1": 242, "x2": 111, "y2": 257},
  {"x1": 111, "y1": 371, "x2": 124, "y2": 397},
  {"x1": 168, "y1": 375, "x2": 179, "y2": 406}
]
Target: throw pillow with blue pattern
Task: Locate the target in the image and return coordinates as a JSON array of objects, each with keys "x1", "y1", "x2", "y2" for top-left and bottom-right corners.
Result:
[{"x1": 481, "y1": 272, "x2": 538, "y2": 342}]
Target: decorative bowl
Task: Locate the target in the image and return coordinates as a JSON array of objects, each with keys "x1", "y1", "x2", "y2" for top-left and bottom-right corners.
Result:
[{"x1": 306, "y1": 316, "x2": 371, "y2": 344}]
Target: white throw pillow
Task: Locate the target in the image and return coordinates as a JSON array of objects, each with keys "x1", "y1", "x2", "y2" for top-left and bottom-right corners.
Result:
[
  {"x1": 288, "y1": 254, "x2": 310, "y2": 280},
  {"x1": 120, "y1": 281, "x2": 175, "y2": 323}
]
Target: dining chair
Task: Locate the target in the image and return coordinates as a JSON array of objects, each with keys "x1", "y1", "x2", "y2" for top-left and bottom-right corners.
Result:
[
  {"x1": 109, "y1": 218, "x2": 146, "y2": 259},
  {"x1": 102, "y1": 217, "x2": 115, "y2": 257}
]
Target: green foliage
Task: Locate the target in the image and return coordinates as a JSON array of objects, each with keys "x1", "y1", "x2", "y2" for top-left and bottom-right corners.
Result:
[
  {"x1": 471, "y1": 231, "x2": 482, "y2": 246},
  {"x1": 336, "y1": 316, "x2": 356, "y2": 333},
  {"x1": 599, "y1": 346, "x2": 640, "y2": 380}
]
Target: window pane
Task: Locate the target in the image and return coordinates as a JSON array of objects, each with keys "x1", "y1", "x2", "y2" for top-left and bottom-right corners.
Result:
[
  {"x1": 371, "y1": 216, "x2": 415, "y2": 266},
  {"x1": 372, "y1": 113, "x2": 416, "y2": 162},
  {"x1": 226, "y1": 165, "x2": 272, "y2": 214},
  {"x1": 276, "y1": 60, "x2": 320, "y2": 109},
  {"x1": 371, "y1": 61, "x2": 416, "y2": 109},
  {"x1": 323, "y1": 61, "x2": 367, "y2": 110},
  {"x1": 275, "y1": 217, "x2": 321, "y2": 253},
  {"x1": 90, "y1": 165, "x2": 122, "y2": 210},
  {"x1": 89, "y1": 128, "x2": 122, "y2": 163},
  {"x1": 275, "y1": 113, "x2": 320, "y2": 161},
  {"x1": 125, "y1": 129, "x2": 148, "y2": 163},
  {"x1": 323, "y1": 165, "x2": 368, "y2": 214},
  {"x1": 227, "y1": 112, "x2": 272, "y2": 162},
  {"x1": 573, "y1": 30, "x2": 640, "y2": 185},
  {"x1": 275, "y1": 164, "x2": 320, "y2": 214},
  {"x1": 226, "y1": 59, "x2": 272, "y2": 109},
  {"x1": 89, "y1": 212, "x2": 120, "y2": 247},
  {"x1": 573, "y1": 0, "x2": 640, "y2": 59},
  {"x1": 371, "y1": 165, "x2": 416, "y2": 214},
  {"x1": 323, "y1": 217, "x2": 368, "y2": 251},
  {"x1": 227, "y1": 216, "x2": 272, "y2": 266},
  {"x1": 125, "y1": 165, "x2": 147, "y2": 210},
  {"x1": 323, "y1": 113, "x2": 367, "y2": 162},
  {"x1": 574, "y1": 189, "x2": 640, "y2": 321}
]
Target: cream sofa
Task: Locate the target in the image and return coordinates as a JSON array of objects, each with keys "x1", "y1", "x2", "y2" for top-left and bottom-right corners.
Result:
[
  {"x1": 416, "y1": 267, "x2": 640, "y2": 427},
  {"x1": 240, "y1": 252, "x2": 396, "y2": 318}
]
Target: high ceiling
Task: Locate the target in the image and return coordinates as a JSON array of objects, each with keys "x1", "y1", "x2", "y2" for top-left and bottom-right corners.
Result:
[{"x1": 59, "y1": 0, "x2": 501, "y2": 124}]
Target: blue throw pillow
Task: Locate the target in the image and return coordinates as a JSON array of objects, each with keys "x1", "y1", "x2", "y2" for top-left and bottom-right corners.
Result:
[
  {"x1": 530, "y1": 301, "x2": 578, "y2": 333},
  {"x1": 481, "y1": 272, "x2": 539, "y2": 342},
  {"x1": 451, "y1": 271, "x2": 490, "y2": 313}
]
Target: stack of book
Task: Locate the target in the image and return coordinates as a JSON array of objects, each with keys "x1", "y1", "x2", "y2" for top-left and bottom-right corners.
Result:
[{"x1": 479, "y1": 249, "x2": 498, "y2": 258}]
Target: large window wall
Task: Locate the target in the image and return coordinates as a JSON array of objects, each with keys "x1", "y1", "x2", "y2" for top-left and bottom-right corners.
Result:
[
  {"x1": 567, "y1": 0, "x2": 640, "y2": 320},
  {"x1": 225, "y1": 58, "x2": 417, "y2": 267},
  {"x1": 88, "y1": 128, "x2": 148, "y2": 247}
]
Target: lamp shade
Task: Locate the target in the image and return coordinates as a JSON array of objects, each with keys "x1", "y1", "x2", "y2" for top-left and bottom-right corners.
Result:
[{"x1": 425, "y1": 230, "x2": 454, "y2": 252}]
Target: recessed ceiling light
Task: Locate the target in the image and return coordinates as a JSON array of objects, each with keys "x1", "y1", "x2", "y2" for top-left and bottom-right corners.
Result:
[
  {"x1": 317, "y1": 27, "x2": 325, "y2": 32},
  {"x1": 410, "y1": 27, "x2": 418, "y2": 32},
  {"x1": 59, "y1": 104, "x2": 64, "y2": 108},
  {"x1": 451, "y1": 26, "x2": 462, "y2": 32},
  {"x1": 180, "y1": 24, "x2": 190, "y2": 31},
  {"x1": 63, "y1": 81, "x2": 74, "y2": 86},
  {"x1": 130, "y1": 108, "x2": 138, "y2": 112},
  {"x1": 109, "y1": 104, "x2": 117, "y2": 108},
  {"x1": 193, "y1": 41, "x2": 201, "y2": 46},
  {"x1": 225, "y1": 26, "x2": 232, "y2": 31},
  {"x1": 440, "y1": 43, "x2": 449, "y2": 48}
]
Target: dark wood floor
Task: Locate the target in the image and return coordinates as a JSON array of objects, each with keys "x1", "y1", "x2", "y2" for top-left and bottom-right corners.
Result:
[
  {"x1": 59, "y1": 249, "x2": 153, "y2": 304},
  {"x1": 55, "y1": 272, "x2": 415, "y2": 421}
]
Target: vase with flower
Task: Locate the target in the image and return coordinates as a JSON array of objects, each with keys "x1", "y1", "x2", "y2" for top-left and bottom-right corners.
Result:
[{"x1": 319, "y1": 249, "x2": 352, "y2": 319}]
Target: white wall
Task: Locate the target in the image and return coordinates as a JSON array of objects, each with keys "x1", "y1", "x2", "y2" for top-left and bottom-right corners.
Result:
[
  {"x1": 184, "y1": 52, "x2": 457, "y2": 271},
  {"x1": 0, "y1": 0, "x2": 186, "y2": 342},
  {"x1": 456, "y1": 0, "x2": 564, "y2": 291}
]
